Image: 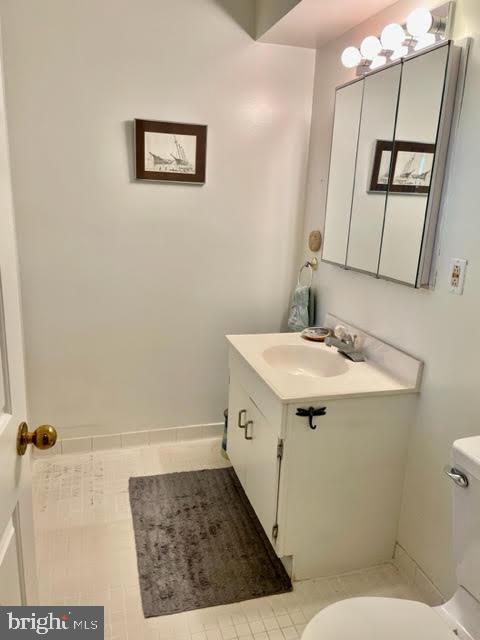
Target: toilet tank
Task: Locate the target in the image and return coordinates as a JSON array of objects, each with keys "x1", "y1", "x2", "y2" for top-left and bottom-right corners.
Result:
[{"x1": 452, "y1": 436, "x2": 480, "y2": 602}]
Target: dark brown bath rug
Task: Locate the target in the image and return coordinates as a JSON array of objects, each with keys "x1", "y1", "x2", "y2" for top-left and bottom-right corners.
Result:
[{"x1": 129, "y1": 466, "x2": 292, "y2": 617}]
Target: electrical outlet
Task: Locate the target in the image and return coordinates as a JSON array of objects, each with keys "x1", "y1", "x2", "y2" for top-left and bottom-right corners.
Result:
[{"x1": 449, "y1": 258, "x2": 467, "y2": 295}]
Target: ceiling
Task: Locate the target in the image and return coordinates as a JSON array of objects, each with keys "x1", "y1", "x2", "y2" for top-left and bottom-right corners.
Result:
[{"x1": 257, "y1": 0, "x2": 402, "y2": 48}]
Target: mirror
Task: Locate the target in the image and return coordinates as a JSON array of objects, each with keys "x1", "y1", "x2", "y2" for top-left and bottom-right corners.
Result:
[
  {"x1": 378, "y1": 45, "x2": 449, "y2": 285},
  {"x1": 346, "y1": 64, "x2": 401, "y2": 274},
  {"x1": 322, "y1": 81, "x2": 363, "y2": 266},
  {"x1": 322, "y1": 42, "x2": 459, "y2": 288}
]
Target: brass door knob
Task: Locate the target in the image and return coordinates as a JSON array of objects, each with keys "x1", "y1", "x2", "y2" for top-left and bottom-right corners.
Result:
[{"x1": 17, "y1": 422, "x2": 57, "y2": 456}]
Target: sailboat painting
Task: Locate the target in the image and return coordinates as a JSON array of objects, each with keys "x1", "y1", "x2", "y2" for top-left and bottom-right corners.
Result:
[
  {"x1": 369, "y1": 139, "x2": 435, "y2": 195},
  {"x1": 144, "y1": 132, "x2": 196, "y2": 174},
  {"x1": 376, "y1": 149, "x2": 392, "y2": 186},
  {"x1": 135, "y1": 119, "x2": 207, "y2": 184},
  {"x1": 392, "y1": 150, "x2": 434, "y2": 189}
]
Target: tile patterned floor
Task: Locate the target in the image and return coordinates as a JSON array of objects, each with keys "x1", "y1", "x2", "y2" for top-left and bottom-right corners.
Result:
[{"x1": 33, "y1": 438, "x2": 424, "y2": 640}]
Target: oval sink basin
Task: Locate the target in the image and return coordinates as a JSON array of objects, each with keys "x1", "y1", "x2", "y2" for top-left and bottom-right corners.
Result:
[{"x1": 262, "y1": 345, "x2": 349, "y2": 378}]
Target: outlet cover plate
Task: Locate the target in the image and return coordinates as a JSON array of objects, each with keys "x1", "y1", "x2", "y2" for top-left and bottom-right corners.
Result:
[{"x1": 449, "y1": 258, "x2": 467, "y2": 295}]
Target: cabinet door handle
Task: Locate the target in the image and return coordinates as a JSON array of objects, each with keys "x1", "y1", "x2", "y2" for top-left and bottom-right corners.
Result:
[
  {"x1": 296, "y1": 406, "x2": 327, "y2": 430},
  {"x1": 244, "y1": 420, "x2": 253, "y2": 440},
  {"x1": 238, "y1": 409, "x2": 247, "y2": 429}
]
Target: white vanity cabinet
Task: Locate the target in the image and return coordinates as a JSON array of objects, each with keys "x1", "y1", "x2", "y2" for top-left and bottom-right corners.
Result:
[{"x1": 227, "y1": 334, "x2": 420, "y2": 580}]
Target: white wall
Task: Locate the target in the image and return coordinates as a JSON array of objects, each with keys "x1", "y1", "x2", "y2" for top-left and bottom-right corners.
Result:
[
  {"x1": 0, "y1": 0, "x2": 315, "y2": 438},
  {"x1": 301, "y1": 0, "x2": 480, "y2": 596}
]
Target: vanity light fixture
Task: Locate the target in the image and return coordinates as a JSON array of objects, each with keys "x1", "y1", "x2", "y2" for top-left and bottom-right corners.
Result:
[
  {"x1": 340, "y1": 2, "x2": 451, "y2": 70},
  {"x1": 380, "y1": 23, "x2": 406, "y2": 51},
  {"x1": 341, "y1": 46, "x2": 363, "y2": 68},
  {"x1": 406, "y1": 7, "x2": 434, "y2": 36},
  {"x1": 360, "y1": 35, "x2": 382, "y2": 60},
  {"x1": 414, "y1": 32, "x2": 437, "y2": 50},
  {"x1": 390, "y1": 45, "x2": 409, "y2": 61},
  {"x1": 406, "y1": 7, "x2": 446, "y2": 38},
  {"x1": 370, "y1": 55, "x2": 387, "y2": 70}
]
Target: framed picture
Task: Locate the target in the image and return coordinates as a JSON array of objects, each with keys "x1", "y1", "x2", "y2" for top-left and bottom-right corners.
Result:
[
  {"x1": 134, "y1": 119, "x2": 207, "y2": 184},
  {"x1": 370, "y1": 140, "x2": 436, "y2": 195}
]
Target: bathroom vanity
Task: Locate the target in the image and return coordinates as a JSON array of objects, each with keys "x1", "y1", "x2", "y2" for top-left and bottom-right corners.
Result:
[{"x1": 226, "y1": 317, "x2": 422, "y2": 580}]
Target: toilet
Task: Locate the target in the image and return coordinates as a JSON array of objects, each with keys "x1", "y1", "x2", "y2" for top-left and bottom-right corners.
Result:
[{"x1": 302, "y1": 436, "x2": 480, "y2": 640}]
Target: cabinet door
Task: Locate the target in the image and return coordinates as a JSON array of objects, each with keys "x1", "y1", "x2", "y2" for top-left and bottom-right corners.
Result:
[
  {"x1": 244, "y1": 400, "x2": 280, "y2": 541},
  {"x1": 283, "y1": 398, "x2": 411, "y2": 579},
  {"x1": 346, "y1": 64, "x2": 401, "y2": 274},
  {"x1": 378, "y1": 45, "x2": 450, "y2": 285},
  {"x1": 226, "y1": 376, "x2": 250, "y2": 489},
  {"x1": 322, "y1": 80, "x2": 363, "y2": 266}
]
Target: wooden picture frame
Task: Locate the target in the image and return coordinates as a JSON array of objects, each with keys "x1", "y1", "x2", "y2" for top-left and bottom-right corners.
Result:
[
  {"x1": 370, "y1": 139, "x2": 436, "y2": 195},
  {"x1": 134, "y1": 119, "x2": 207, "y2": 184}
]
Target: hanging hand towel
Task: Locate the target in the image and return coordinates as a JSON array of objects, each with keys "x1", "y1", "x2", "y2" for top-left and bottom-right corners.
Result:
[{"x1": 287, "y1": 285, "x2": 314, "y2": 332}]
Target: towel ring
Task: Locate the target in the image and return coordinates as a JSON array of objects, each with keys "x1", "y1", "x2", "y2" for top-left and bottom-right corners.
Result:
[{"x1": 297, "y1": 258, "x2": 318, "y2": 287}]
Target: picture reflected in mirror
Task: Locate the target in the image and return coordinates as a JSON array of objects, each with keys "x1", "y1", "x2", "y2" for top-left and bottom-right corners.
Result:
[{"x1": 370, "y1": 139, "x2": 435, "y2": 194}]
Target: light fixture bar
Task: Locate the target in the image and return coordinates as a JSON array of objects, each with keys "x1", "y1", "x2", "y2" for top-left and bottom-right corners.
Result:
[{"x1": 340, "y1": 1, "x2": 453, "y2": 73}]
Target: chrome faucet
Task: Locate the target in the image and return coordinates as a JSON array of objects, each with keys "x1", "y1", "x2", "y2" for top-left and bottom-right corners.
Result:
[{"x1": 325, "y1": 332, "x2": 366, "y2": 362}]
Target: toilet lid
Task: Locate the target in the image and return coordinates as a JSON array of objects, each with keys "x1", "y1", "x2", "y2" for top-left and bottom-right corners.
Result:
[{"x1": 302, "y1": 597, "x2": 456, "y2": 640}]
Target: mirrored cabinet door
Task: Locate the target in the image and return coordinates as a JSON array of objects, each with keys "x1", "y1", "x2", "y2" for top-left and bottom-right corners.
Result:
[
  {"x1": 346, "y1": 64, "x2": 402, "y2": 274},
  {"x1": 322, "y1": 81, "x2": 363, "y2": 266},
  {"x1": 378, "y1": 45, "x2": 450, "y2": 285}
]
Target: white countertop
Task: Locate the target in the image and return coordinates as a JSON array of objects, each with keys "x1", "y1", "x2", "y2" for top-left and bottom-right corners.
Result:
[{"x1": 226, "y1": 332, "x2": 421, "y2": 403}]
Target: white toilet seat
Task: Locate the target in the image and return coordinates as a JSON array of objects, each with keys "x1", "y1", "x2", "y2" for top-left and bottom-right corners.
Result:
[{"x1": 302, "y1": 597, "x2": 456, "y2": 640}]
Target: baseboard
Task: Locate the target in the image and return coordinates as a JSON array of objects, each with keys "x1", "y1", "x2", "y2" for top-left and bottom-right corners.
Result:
[
  {"x1": 34, "y1": 422, "x2": 223, "y2": 457},
  {"x1": 393, "y1": 542, "x2": 445, "y2": 606}
]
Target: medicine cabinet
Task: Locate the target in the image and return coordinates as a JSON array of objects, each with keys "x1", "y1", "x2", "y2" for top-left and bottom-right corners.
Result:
[{"x1": 322, "y1": 41, "x2": 460, "y2": 288}]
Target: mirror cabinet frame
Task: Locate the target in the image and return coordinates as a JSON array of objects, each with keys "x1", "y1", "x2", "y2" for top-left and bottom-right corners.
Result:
[{"x1": 321, "y1": 40, "x2": 461, "y2": 288}]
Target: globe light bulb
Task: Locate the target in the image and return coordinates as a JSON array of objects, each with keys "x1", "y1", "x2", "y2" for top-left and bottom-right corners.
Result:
[
  {"x1": 360, "y1": 36, "x2": 382, "y2": 61},
  {"x1": 341, "y1": 46, "x2": 362, "y2": 68},
  {"x1": 380, "y1": 23, "x2": 406, "y2": 50},
  {"x1": 407, "y1": 8, "x2": 433, "y2": 37},
  {"x1": 370, "y1": 55, "x2": 387, "y2": 70},
  {"x1": 414, "y1": 32, "x2": 436, "y2": 51},
  {"x1": 390, "y1": 45, "x2": 409, "y2": 61}
]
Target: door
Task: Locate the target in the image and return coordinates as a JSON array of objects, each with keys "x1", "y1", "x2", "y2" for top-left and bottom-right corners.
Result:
[
  {"x1": 378, "y1": 44, "x2": 451, "y2": 285},
  {"x1": 227, "y1": 376, "x2": 282, "y2": 543},
  {"x1": 244, "y1": 401, "x2": 279, "y2": 542},
  {"x1": 322, "y1": 79, "x2": 363, "y2": 266},
  {"x1": 226, "y1": 375, "x2": 250, "y2": 488},
  {"x1": 0, "y1": 44, "x2": 57, "y2": 604},
  {"x1": 346, "y1": 63, "x2": 401, "y2": 274}
]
